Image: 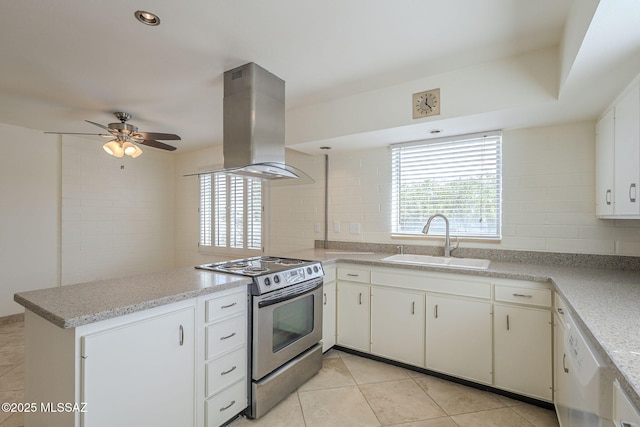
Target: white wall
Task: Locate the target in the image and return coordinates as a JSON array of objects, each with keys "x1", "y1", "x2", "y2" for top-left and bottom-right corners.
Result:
[
  {"x1": 61, "y1": 136, "x2": 175, "y2": 284},
  {"x1": 174, "y1": 120, "x2": 640, "y2": 262},
  {"x1": 320, "y1": 120, "x2": 640, "y2": 256},
  {"x1": 0, "y1": 125, "x2": 177, "y2": 318},
  {"x1": 0, "y1": 124, "x2": 60, "y2": 316}
]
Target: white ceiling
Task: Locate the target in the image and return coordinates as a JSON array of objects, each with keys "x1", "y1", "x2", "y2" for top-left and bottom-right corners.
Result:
[{"x1": 1, "y1": 0, "x2": 639, "y2": 154}]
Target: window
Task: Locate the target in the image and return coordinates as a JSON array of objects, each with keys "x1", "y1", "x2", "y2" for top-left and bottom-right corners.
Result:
[
  {"x1": 391, "y1": 132, "x2": 502, "y2": 239},
  {"x1": 200, "y1": 173, "x2": 263, "y2": 253}
]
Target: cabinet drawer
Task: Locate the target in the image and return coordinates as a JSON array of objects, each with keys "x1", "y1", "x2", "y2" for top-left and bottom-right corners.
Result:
[
  {"x1": 206, "y1": 291, "x2": 247, "y2": 323},
  {"x1": 494, "y1": 285, "x2": 551, "y2": 308},
  {"x1": 206, "y1": 314, "x2": 246, "y2": 360},
  {"x1": 205, "y1": 379, "x2": 247, "y2": 427},
  {"x1": 206, "y1": 347, "x2": 247, "y2": 398},
  {"x1": 337, "y1": 267, "x2": 371, "y2": 283}
]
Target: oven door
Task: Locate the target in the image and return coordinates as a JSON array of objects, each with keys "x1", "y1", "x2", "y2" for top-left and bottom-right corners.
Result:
[{"x1": 252, "y1": 278, "x2": 323, "y2": 380}]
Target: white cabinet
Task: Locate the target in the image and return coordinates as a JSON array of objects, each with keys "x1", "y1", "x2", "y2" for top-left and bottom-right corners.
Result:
[
  {"x1": 199, "y1": 288, "x2": 248, "y2": 427},
  {"x1": 336, "y1": 280, "x2": 370, "y2": 352},
  {"x1": 614, "y1": 379, "x2": 640, "y2": 427},
  {"x1": 322, "y1": 265, "x2": 336, "y2": 352},
  {"x1": 371, "y1": 286, "x2": 425, "y2": 367},
  {"x1": 494, "y1": 303, "x2": 552, "y2": 401},
  {"x1": 613, "y1": 82, "x2": 640, "y2": 216},
  {"x1": 553, "y1": 295, "x2": 570, "y2": 426},
  {"x1": 596, "y1": 108, "x2": 615, "y2": 216},
  {"x1": 426, "y1": 295, "x2": 492, "y2": 384},
  {"x1": 82, "y1": 306, "x2": 196, "y2": 427},
  {"x1": 596, "y1": 80, "x2": 640, "y2": 218}
]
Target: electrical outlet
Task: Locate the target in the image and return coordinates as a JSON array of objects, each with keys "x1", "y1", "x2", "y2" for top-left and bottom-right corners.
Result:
[
  {"x1": 314, "y1": 223, "x2": 321, "y2": 233},
  {"x1": 333, "y1": 221, "x2": 341, "y2": 233},
  {"x1": 349, "y1": 223, "x2": 361, "y2": 234}
]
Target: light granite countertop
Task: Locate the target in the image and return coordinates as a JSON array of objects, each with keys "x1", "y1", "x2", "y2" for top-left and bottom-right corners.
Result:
[
  {"x1": 14, "y1": 249, "x2": 640, "y2": 410},
  {"x1": 14, "y1": 267, "x2": 251, "y2": 329},
  {"x1": 284, "y1": 248, "x2": 640, "y2": 410}
]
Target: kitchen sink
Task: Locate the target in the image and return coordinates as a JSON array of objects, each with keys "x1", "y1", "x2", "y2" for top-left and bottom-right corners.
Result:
[{"x1": 381, "y1": 254, "x2": 490, "y2": 270}]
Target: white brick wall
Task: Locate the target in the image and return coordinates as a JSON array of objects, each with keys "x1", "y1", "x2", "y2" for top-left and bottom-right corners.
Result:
[
  {"x1": 61, "y1": 136, "x2": 175, "y2": 284},
  {"x1": 308, "y1": 120, "x2": 640, "y2": 256}
]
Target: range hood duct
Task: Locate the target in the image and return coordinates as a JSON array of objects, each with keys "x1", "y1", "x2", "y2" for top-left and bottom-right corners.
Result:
[{"x1": 221, "y1": 62, "x2": 298, "y2": 180}]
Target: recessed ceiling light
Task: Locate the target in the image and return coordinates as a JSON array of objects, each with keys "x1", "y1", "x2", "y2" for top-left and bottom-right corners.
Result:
[{"x1": 134, "y1": 10, "x2": 160, "y2": 26}]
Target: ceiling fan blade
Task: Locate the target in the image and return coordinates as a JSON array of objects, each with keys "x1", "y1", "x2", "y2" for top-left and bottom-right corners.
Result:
[
  {"x1": 44, "y1": 132, "x2": 106, "y2": 136},
  {"x1": 136, "y1": 132, "x2": 181, "y2": 141},
  {"x1": 138, "y1": 139, "x2": 177, "y2": 151},
  {"x1": 85, "y1": 120, "x2": 113, "y2": 132}
]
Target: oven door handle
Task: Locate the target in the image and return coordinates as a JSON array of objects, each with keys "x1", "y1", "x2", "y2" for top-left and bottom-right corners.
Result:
[{"x1": 257, "y1": 280, "x2": 323, "y2": 308}]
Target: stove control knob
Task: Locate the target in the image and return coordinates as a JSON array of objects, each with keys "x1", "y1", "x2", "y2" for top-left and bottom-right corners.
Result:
[
  {"x1": 313, "y1": 265, "x2": 319, "y2": 273},
  {"x1": 264, "y1": 277, "x2": 271, "y2": 287},
  {"x1": 273, "y1": 275, "x2": 280, "y2": 284},
  {"x1": 307, "y1": 267, "x2": 313, "y2": 275}
]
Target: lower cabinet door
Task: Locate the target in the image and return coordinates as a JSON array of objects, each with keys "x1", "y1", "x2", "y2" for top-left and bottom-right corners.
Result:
[
  {"x1": 370, "y1": 286, "x2": 425, "y2": 367},
  {"x1": 494, "y1": 303, "x2": 552, "y2": 401},
  {"x1": 426, "y1": 295, "x2": 492, "y2": 384},
  {"x1": 322, "y1": 280, "x2": 337, "y2": 352},
  {"x1": 337, "y1": 281, "x2": 371, "y2": 352},
  {"x1": 81, "y1": 306, "x2": 195, "y2": 427}
]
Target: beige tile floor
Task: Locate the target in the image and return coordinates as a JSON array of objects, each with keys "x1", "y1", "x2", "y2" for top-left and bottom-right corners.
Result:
[
  {"x1": 0, "y1": 320, "x2": 560, "y2": 427},
  {"x1": 0, "y1": 321, "x2": 25, "y2": 427},
  {"x1": 231, "y1": 350, "x2": 561, "y2": 427}
]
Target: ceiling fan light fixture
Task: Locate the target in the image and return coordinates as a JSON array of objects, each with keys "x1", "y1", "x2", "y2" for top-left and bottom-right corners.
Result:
[
  {"x1": 130, "y1": 145, "x2": 143, "y2": 158},
  {"x1": 103, "y1": 139, "x2": 124, "y2": 158},
  {"x1": 122, "y1": 141, "x2": 137, "y2": 156},
  {"x1": 134, "y1": 10, "x2": 160, "y2": 26}
]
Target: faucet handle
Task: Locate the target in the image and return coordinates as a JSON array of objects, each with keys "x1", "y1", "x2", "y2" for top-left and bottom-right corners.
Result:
[{"x1": 451, "y1": 236, "x2": 460, "y2": 252}]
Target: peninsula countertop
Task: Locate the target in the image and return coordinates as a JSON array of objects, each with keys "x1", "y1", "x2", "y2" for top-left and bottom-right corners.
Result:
[
  {"x1": 14, "y1": 267, "x2": 251, "y2": 329},
  {"x1": 286, "y1": 248, "x2": 640, "y2": 410}
]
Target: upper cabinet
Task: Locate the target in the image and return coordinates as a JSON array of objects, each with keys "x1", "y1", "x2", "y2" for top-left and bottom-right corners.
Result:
[{"x1": 596, "y1": 81, "x2": 640, "y2": 218}]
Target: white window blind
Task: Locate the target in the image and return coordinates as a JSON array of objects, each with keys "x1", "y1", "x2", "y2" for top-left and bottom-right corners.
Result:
[
  {"x1": 391, "y1": 132, "x2": 502, "y2": 238},
  {"x1": 200, "y1": 173, "x2": 263, "y2": 251}
]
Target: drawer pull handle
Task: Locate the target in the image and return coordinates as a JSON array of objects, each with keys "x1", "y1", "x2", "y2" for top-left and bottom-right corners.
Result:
[
  {"x1": 358, "y1": 293, "x2": 362, "y2": 305},
  {"x1": 324, "y1": 293, "x2": 327, "y2": 305},
  {"x1": 512, "y1": 293, "x2": 532, "y2": 298},
  {"x1": 220, "y1": 400, "x2": 236, "y2": 412},
  {"x1": 221, "y1": 365, "x2": 237, "y2": 376},
  {"x1": 221, "y1": 302, "x2": 237, "y2": 309},
  {"x1": 506, "y1": 314, "x2": 510, "y2": 331},
  {"x1": 435, "y1": 304, "x2": 438, "y2": 319},
  {"x1": 606, "y1": 189, "x2": 612, "y2": 205},
  {"x1": 563, "y1": 353, "x2": 569, "y2": 374},
  {"x1": 557, "y1": 307, "x2": 565, "y2": 315},
  {"x1": 220, "y1": 332, "x2": 236, "y2": 341},
  {"x1": 347, "y1": 273, "x2": 359, "y2": 277},
  {"x1": 631, "y1": 183, "x2": 637, "y2": 203},
  {"x1": 411, "y1": 301, "x2": 415, "y2": 315},
  {"x1": 179, "y1": 325, "x2": 184, "y2": 346}
]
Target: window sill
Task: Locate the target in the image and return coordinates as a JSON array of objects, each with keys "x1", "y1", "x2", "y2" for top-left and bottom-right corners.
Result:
[{"x1": 391, "y1": 234, "x2": 502, "y2": 245}]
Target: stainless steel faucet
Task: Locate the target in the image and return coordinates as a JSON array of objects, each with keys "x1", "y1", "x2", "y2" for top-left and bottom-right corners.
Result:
[{"x1": 422, "y1": 213, "x2": 452, "y2": 257}]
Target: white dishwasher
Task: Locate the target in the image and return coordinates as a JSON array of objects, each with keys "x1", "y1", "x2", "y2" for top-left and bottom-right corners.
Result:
[{"x1": 557, "y1": 297, "x2": 614, "y2": 427}]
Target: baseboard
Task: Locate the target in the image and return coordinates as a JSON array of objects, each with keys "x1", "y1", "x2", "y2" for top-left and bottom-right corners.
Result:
[{"x1": 0, "y1": 312, "x2": 25, "y2": 326}]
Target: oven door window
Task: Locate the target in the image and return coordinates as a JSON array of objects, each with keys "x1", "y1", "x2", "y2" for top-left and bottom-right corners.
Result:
[{"x1": 272, "y1": 294, "x2": 314, "y2": 353}]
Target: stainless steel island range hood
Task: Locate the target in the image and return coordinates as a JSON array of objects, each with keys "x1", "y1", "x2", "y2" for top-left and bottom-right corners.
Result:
[{"x1": 220, "y1": 62, "x2": 298, "y2": 180}]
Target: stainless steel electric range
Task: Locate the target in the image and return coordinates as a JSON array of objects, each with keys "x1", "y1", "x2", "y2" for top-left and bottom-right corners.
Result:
[{"x1": 196, "y1": 256, "x2": 324, "y2": 419}]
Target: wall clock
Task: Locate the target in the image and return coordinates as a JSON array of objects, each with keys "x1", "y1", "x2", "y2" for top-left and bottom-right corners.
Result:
[{"x1": 413, "y1": 88, "x2": 440, "y2": 119}]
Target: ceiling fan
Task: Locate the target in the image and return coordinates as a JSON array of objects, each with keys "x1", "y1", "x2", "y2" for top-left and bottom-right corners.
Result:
[{"x1": 45, "y1": 112, "x2": 180, "y2": 158}]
